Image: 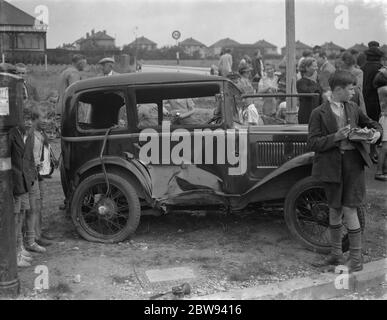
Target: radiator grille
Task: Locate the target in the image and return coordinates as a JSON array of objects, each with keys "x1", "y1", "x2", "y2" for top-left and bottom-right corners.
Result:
[{"x1": 256, "y1": 142, "x2": 308, "y2": 167}]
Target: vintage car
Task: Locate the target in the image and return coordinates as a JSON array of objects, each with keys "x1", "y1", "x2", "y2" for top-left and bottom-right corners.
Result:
[{"x1": 60, "y1": 72, "x2": 364, "y2": 252}]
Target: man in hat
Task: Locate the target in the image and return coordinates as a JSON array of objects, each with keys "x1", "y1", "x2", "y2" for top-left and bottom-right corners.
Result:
[
  {"x1": 236, "y1": 64, "x2": 254, "y2": 94},
  {"x1": 15, "y1": 63, "x2": 40, "y2": 102},
  {"x1": 56, "y1": 54, "x2": 87, "y2": 115},
  {"x1": 97, "y1": 57, "x2": 119, "y2": 77},
  {"x1": 361, "y1": 46, "x2": 385, "y2": 162},
  {"x1": 357, "y1": 41, "x2": 380, "y2": 69}
]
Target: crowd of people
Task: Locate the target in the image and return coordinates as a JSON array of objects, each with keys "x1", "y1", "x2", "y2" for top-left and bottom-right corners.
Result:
[{"x1": 214, "y1": 42, "x2": 387, "y2": 179}]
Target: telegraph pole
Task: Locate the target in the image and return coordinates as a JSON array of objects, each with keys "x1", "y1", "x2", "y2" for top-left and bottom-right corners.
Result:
[
  {"x1": 285, "y1": 0, "x2": 298, "y2": 124},
  {"x1": 0, "y1": 70, "x2": 21, "y2": 297}
]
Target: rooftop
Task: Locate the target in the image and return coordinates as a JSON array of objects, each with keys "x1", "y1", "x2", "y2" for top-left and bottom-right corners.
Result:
[
  {"x1": 209, "y1": 38, "x2": 240, "y2": 48},
  {"x1": 179, "y1": 37, "x2": 207, "y2": 47},
  {"x1": 0, "y1": 0, "x2": 38, "y2": 26}
]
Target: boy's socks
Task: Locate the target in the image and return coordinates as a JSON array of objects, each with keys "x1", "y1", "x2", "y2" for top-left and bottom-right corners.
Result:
[{"x1": 329, "y1": 223, "x2": 343, "y2": 256}]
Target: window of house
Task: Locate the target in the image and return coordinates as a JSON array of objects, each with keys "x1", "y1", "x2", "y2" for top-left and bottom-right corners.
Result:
[
  {"x1": 16, "y1": 34, "x2": 41, "y2": 49},
  {"x1": 135, "y1": 83, "x2": 223, "y2": 129},
  {"x1": 77, "y1": 90, "x2": 127, "y2": 131}
]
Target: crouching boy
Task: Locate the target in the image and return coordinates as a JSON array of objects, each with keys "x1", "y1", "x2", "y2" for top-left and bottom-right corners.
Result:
[{"x1": 308, "y1": 71, "x2": 382, "y2": 272}]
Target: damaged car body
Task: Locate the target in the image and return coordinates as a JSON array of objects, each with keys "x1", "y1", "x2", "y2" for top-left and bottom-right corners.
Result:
[{"x1": 60, "y1": 72, "x2": 364, "y2": 252}]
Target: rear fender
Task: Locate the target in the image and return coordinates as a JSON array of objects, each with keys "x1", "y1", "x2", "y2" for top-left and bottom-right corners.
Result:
[{"x1": 73, "y1": 155, "x2": 152, "y2": 202}]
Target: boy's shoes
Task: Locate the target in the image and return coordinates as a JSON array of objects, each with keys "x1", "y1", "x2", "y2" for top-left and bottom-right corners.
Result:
[
  {"x1": 20, "y1": 246, "x2": 33, "y2": 258},
  {"x1": 343, "y1": 259, "x2": 363, "y2": 273},
  {"x1": 17, "y1": 254, "x2": 32, "y2": 268},
  {"x1": 311, "y1": 254, "x2": 346, "y2": 268},
  {"x1": 25, "y1": 242, "x2": 46, "y2": 253},
  {"x1": 36, "y1": 237, "x2": 54, "y2": 247},
  {"x1": 375, "y1": 173, "x2": 387, "y2": 181}
]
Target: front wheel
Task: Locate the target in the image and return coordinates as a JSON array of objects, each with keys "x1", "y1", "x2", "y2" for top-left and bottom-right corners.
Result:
[
  {"x1": 284, "y1": 176, "x2": 365, "y2": 254},
  {"x1": 71, "y1": 171, "x2": 141, "y2": 243}
]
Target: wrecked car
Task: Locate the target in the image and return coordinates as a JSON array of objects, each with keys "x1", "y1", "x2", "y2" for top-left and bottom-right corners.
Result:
[{"x1": 60, "y1": 72, "x2": 364, "y2": 252}]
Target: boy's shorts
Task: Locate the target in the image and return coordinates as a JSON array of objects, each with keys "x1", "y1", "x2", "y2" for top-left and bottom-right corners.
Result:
[
  {"x1": 13, "y1": 180, "x2": 40, "y2": 213},
  {"x1": 323, "y1": 150, "x2": 365, "y2": 209},
  {"x1": 28, "y1": 180, "x2": 40, "y2": 210},
  {"x1": 13, "y1": 193, "x2": 30, "y2": 214}
]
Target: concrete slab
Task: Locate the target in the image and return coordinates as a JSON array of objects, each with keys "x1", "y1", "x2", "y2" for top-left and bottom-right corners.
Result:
[
  {"x1": 191, "y1": 258, "x2": 387, "y2": 300},
  {"x1": 145, "y1": 267, "x2": 196, "y2": 283}
]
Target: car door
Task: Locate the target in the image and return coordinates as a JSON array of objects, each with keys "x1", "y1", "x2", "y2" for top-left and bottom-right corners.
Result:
[{"x1": 129, "y1": 81, "x2": 243, "y2": 206}]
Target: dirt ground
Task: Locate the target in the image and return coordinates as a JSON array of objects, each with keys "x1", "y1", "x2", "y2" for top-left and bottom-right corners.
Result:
[{"x1": 16, "y1": 139, "x2": 387, "y2": 300}]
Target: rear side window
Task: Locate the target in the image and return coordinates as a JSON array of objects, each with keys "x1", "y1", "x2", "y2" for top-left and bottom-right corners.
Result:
[{"x1": 77, "y1": 90, "x2": 127, "y2": 131}]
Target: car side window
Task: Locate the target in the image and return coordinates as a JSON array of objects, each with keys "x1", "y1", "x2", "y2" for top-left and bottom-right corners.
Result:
[
  {"x1": 135, "y1": 83, "x2": 223, "y2": 129},
  {"x1": 77, "y1": 90, "x2": 127, "y2": 131}
]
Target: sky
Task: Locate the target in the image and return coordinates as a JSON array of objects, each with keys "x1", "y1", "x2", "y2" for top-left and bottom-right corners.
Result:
[{"x1": 7, "y1": 0, "x2": 387, "y2": 50}]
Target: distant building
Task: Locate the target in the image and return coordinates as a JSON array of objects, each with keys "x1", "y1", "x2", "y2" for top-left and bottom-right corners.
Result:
[
  {"x1": 281, "y1": 40, "x2": 312, "y2": 59},
  {"x1": 348, "y1": 43, "x2": 368, "y2": 53},
  {"x1": 179, "y1": 37, "x2": 207, "y2": 58},
  {"x1": 321, "y1": 41, "x2": 345, "y2": 57},
  {"x1": 73, "y1": 29, "x2": 116, "y2": 50},
  {"x1": 0, "y1": 0, "x2": 47, "y2": 62},
  {"x1": 207, "y1": 38, "x2": 240, "y2": 57},
  {"x1": 127, "y1": 36, "x2": 157, "y2": 51},
  {"x1": 254, "y1": 39, "x2": 278, "y2": 55}
]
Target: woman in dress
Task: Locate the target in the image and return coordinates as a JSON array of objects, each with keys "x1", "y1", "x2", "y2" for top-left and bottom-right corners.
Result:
[{"x1": 296, "y1": 57, "x2": 322, "y2": 124}]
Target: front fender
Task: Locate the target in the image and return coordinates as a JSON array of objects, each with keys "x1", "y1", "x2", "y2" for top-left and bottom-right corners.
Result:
[
  {"x1": 232, "y1": 152, "x2": 315, "y2": 209},
  {"x1": 74, "y1": 155, "x2": 152, "y2": 201},
  {"x1": 248, "y1": 152, "x2": 314, "y2": 193}
]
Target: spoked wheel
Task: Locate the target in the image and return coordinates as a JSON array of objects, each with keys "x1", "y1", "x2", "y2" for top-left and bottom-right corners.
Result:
[
  {"x1": 284, "y1": 177, "x2": 365, "y2": 254},
  {"x1": 71, "y1": 172, "x2": 141, "y2": 243}
]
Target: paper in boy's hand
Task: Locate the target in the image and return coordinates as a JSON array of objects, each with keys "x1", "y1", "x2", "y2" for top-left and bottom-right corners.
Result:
[{"x1": 348, "y1": 127, "x2": 376, "y2": 142}]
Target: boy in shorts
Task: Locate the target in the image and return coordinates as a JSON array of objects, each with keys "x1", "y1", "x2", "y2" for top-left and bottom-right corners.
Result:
[
  {"x1": 9, "y1": 115, "x2": 36, "y2": 267},
  {"x1": 308, "y1": 71, "x2": 382, "y2": 272}
]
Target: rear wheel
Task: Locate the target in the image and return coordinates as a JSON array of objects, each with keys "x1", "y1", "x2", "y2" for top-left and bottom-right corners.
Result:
[
  {"x1": 284, "y1": 176, "x2": 365, "y2": 254},
  {"x1": 70, "y1": 171, "x2": 141, "y2": 243}
]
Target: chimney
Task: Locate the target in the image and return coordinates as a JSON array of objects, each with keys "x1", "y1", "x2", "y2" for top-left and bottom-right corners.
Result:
[
  {"x1": 103, "y1": 30, "x2": 106, "y2": 34},
  {"x1": 91, "y1": 29, "x2": 95, "y2": 36},
  {"x1": 86, "y1": 32, "x2": 89, "y2": 38}
]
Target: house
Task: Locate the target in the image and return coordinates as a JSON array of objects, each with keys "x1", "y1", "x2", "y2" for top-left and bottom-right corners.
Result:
[
  {"x1": 281, "y1": 40, "x2": 312, "y2": 59},
  {"x1": 179, "y1": 37, "x2": 207, "y2": 58},
  {"x1": 0, "y1": 0, "x2": 47, "y2": 62},
  {"x1": 347, "y1": 43, "x2": 368, "y2": 53},
  {"x1": 207, "y1": 38, "x2": 240, "y2": 57},
  {"x1": 321, "y1": 41, "x2": 345, "y2": 57},
  {"x1": 74, "y1": 29, "x2": 116, "y2": 50},
  {"x1": 254, "y1": 39, "x2": 278, "y2": 56},
  {"x1": 126, "y1": 36, "x2": 157, "y2": 51}
]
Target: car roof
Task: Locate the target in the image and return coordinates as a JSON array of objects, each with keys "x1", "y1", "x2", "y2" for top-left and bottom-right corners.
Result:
[{"x1": 67, "y1": 72, "x2": 225, "y2": 93}]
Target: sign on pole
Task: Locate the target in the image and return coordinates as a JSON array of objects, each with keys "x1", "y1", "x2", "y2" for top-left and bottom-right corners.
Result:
[{"x1": 172, "y1": 30, "x2": 181, "y2": 41}]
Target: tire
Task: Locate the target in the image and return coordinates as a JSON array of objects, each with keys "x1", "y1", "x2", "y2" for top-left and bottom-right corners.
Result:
[
  {"x1": 284, "y1": 176, "x2": 366, "y2": 254},
  {"x1": 70, "y1": 171, "x2": 141, "y2": 243}
]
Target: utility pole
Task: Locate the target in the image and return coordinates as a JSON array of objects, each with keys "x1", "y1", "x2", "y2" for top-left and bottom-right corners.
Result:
[
  {"x1": 285, "y1": 0, "x2": 298, "y2": 124},
  {"x1": 0, "y1": 70, "x2": 22, "y2": 297},
  {"x1": 133, "y1": 26, "x2": 138, "y2": 71}
]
